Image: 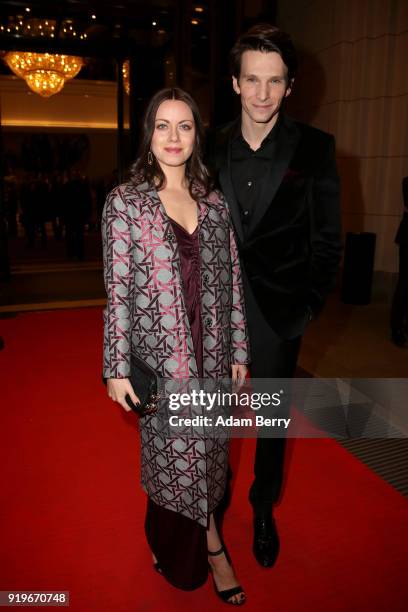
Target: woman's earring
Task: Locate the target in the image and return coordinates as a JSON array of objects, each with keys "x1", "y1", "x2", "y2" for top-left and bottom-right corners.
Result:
[{"x1": 147, "y1": 151, "x2": 154, "y2": 166}]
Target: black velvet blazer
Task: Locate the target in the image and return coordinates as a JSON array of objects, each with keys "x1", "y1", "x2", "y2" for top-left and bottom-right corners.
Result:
[{"x1": 209, "y1": 114, "x2": 343, "y2": 339}]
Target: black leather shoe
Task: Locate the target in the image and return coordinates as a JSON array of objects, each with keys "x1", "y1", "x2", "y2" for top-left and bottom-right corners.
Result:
[{"x1": 253, "y1": 511, "x2": 280, "y2": 568}]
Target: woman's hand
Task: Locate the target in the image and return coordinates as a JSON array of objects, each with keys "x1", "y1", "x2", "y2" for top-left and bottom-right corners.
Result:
[
  {"x1": 106, "y1": 378, "x2": 140, "y2": 412},
  {"x1": 231, "y1": 364, "x2": 248, "y2": 386}
]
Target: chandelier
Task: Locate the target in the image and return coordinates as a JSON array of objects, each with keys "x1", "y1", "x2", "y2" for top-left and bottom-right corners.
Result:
[
  {"x1": 122, "y1": 59, "x2": 130, "y2": 95},
  {"x1": 3, "y1": 51, "x2": 84, "y2": 97}
]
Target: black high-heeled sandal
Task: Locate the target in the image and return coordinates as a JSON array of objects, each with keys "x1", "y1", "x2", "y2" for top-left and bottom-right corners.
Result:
[{"x1": 208, "y1": 546, "x2": 246, "y2": 605}]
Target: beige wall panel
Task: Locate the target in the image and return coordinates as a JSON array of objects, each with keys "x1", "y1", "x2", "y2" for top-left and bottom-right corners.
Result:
[
  {"x1": 327, "y1": 36, "x2": 395, "y2": 104},
  {"x1": 362, "y1": 213, "x2": 400, "y2": 272},
  {"x1": 334, "y1": 42, "x2": 353, "y2": 102},
  {"x1": 388, "y1": 30, "x2": 408, "y2": 97},
  {"x1": 342, "y1": 211, "x2": 366, "y2": 234},
  {"x1": 396, "y1": 0, "x2": 408, "y2": 33},
  {"x1": 351, "y1": 36, "x2": 391, "y2": 100},
  {"x1": 280, "y1": 0, "x2": 408, "y2": 274},
  {"x1": 334, "y1": 0, "x2": 391, "y2": 42},
  {"x1": 358, "y1": 157, "x2": 405, "y2": 215},
  {"x1": 383, "y1": 94, "x2": 408, "y2": 159},
  {"x1": 327, "y1": 99, "x2": 341, "y2": 134},
  {"x1": 315, "y1": 44, "x2": 344, "y2": 102},
  {"x1": 337, "y1": 156, "x2": 405, "y2": 220},
  {"x1": 356, "y1": 97, "x2": 387, "y2": 159},
  {"x1": 304, "y1": 0, "x2": 335, "y2": 52},
  {"x1": 307, "y1": 104, "x2": 331, "y2": 132},
  {"x1": 278, "y1": 0, "x2": 317, "y2": 28},
  {"x1": 329, "y1": 99, "x2": 365, "y2": 155},
  {"x1": 329, "y1": 95, "x2": 407, "y2": 161},
  {"x1": 279, "y1": 0, "x2": 335, "y2": 53},
  {"x1": 337, "y1": 155, "x2": 367, "y2": 222}
]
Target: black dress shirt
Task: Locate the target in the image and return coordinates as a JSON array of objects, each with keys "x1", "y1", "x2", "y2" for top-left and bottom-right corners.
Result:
[{"x1": 230, "y1": 114, "x2": 281, "y2": 233}]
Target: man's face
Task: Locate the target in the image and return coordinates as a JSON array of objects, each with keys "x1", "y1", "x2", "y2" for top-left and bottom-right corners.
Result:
[{"x1": 233, "y1": 50, "x2": 292, "y2": 125}]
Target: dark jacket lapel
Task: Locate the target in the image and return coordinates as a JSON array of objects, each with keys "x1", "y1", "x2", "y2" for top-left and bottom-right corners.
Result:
[
  {"x1": 215, "y1": 119, "x2": 245, "y2": 244},
  {"x1": 248, "y1": 115, "x2": 301, "y2": 235}
]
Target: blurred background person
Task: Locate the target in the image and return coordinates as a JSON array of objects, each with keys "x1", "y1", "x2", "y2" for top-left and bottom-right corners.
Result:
[
  {"x1": 49, "y1": 172, "x2": 64, "y2": 241},
  {"x1": 390, "y1": 176, "x2": 408, "y2": 347},
  {"x1": 62, "y1": 170, "x2": 92, "y2": 260},
  {"x1": 20, "y1": 173, "x2": 38, "y2": 249},
  {"x1": 4, "y1": 177, "x2": 18, "y2": 238},
  {"x1": 34, "y1": 172, "x2": 49, "y2": 249}
]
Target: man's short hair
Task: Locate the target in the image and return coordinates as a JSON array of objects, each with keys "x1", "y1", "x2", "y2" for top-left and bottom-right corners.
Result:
[{"x1": 229, "y1": 23, "x2": 297, "y2": 82}]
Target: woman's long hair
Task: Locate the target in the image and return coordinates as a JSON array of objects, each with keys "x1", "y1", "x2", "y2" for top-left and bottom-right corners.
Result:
[{"x1": 130, "y1": 87, "x2": 211, "y2": 198}]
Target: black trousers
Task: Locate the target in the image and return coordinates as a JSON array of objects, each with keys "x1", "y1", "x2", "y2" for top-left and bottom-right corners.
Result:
[{"x1": 244, "y1": 280, "x2": 302, "y2": 510}]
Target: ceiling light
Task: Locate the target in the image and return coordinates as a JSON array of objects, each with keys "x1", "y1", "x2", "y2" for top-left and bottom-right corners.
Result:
[
  {"x1": 122, "y1": 59, "x2": 130, "y2": 95},
  {"x1": 3, "y1": 52, "x2": 84, "y2": 97}
]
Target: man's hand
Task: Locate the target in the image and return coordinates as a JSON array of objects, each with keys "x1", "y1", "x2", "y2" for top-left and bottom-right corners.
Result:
[{"x1": 106, "y1": 378, "x2": 140, "y2": 412}]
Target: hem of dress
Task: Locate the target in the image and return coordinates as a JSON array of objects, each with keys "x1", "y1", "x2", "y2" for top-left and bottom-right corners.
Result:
[{"x1": 145, "y1": 519, "x2": 209, "y2": 591}]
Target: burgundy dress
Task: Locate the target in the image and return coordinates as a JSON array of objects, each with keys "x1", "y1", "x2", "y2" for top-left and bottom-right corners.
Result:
[{"x1": 144, "y1": 218, "x2": 208, "y2": 590}]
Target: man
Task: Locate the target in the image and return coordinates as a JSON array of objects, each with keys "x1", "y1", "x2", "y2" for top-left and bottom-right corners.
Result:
[{"x1": 210, "y1": 24, "x2": 342, "y2": 568}]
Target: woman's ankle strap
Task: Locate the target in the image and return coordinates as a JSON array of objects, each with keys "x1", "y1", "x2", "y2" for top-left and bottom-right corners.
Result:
[{"x1": 208, "y1": 546, "x2": 225, "y2": 557}]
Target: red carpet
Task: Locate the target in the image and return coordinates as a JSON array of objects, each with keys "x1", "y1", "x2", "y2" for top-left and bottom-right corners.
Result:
[{"x1": 0, "y1": 308, "x2": 407, "y2": 612}]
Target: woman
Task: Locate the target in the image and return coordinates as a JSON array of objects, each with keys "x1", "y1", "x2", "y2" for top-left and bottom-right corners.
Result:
[{"x1": 102, "y1": 87, "x2": 249, "y2": 604}]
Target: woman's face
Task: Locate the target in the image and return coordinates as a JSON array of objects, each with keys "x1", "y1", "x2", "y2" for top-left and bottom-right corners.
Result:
[{"x1": 150, "y1": 99, "x2": 195, "y2": 170}]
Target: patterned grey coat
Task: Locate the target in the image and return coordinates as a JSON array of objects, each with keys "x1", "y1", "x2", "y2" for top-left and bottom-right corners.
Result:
[{"x1": 102, "y1": 181, "x2": 250, "y2": 526}]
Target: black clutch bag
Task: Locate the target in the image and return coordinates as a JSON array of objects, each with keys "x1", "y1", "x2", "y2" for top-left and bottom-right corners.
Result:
[
  {"x1": 103, "y1": 354, "x2": 161, "y2": 417},
  {"x1": 127, "y1": 353, "x2": 162, "y2": 415}
]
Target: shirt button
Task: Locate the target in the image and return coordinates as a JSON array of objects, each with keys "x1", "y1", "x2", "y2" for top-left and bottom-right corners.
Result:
[
  {"x1": 203, "y1": 272, "x2": 210, "y2": 282},
  {"x1": 243, "y1": 210, "x2": 249, "y2": 216},
  {"x1": 167, "y1": 233, "x2": 174, "y2": 242},
  {"x1": 205, "y1": 317, "x2": 212, "y2": 328},
  {"x1": 247, "y1": 181, "x2": 252, "y2": 187}
]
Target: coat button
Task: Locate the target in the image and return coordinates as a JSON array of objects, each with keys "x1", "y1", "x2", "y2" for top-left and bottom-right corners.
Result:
[
  {"x1": 205, "y1": 317, "x2": 212, "y2": 328},
  {"x1": 203, "y1": 272, "x2": 210, "y2": 282}
]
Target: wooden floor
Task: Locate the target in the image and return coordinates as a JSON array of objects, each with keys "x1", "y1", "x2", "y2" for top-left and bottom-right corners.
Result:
[
  {"x1": 300, "y1": 295, "x2": 408, "y2": 498},
  {"x1": 300, "y1": 294, "x2": 408, "y2": 378}
]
